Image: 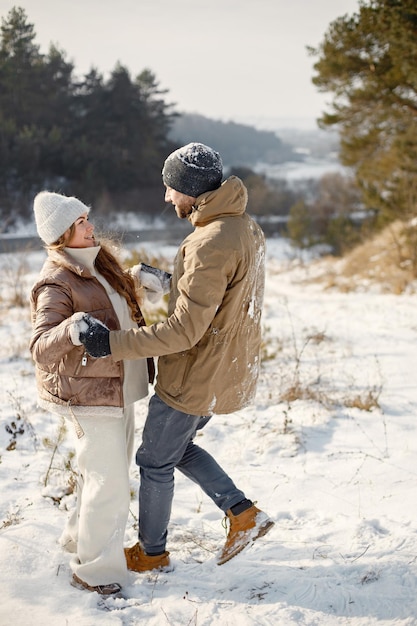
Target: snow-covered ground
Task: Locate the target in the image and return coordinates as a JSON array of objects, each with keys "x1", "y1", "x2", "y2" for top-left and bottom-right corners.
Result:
[{"x1": 1, "y1": 237, "x2": 416, "y2": 626}]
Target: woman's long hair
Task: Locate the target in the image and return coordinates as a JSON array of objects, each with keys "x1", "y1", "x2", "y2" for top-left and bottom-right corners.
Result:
[{"x1": 49, "y1": 227, "x2": 144, "y2": 323}]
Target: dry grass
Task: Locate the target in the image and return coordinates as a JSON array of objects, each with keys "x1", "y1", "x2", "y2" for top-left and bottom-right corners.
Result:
[
  {"x1": 124, "y1": 247, "x2": 173, "y2": 274},
  {"x1": 342, "y1": 387, "x2": 381, "y2": 412},
  {"x1": 307, "y1": 220, "x2": 417, "y2": 294},
  {"x1": 0, "y1": 255, "x2": 30, "y2": 307},
  {"x1": 280, "y1": 382, "x2": 333, "y2": 408},
  {"x1": 279, "y1": 381, "x2": 381, "y2": 413}
]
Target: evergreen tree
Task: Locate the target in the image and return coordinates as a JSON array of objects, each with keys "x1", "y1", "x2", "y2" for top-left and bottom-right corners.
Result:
[
  {"x1": 0, "y1": 6, "x2": 43, "y2": 202},
  {"x1": 309, "y1": 0, "x2": 417, "y2": 225},
  {"x1": 70, "y1": 64, "x2": 148, "y2": 194},
  {"x1": 69, "y1": 64, "x2": 176, "y2": 200},
  {"x1": 0, "y1": 7, "x2": 74, "y2": 221},
  {"x1": 135, "y1": 69, "x2": 177, "y2": 181},
  {"x1": 0, "y1": 6, "x2": 177, "y2": 224}
]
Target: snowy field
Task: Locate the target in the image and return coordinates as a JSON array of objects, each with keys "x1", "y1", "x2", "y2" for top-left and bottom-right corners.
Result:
[
  {"x1": 0, "y1": 237, "x2": 417, "y2": 626},
  {"x1": 254, "y1": 156, "x2": 349, "y2": 182}
]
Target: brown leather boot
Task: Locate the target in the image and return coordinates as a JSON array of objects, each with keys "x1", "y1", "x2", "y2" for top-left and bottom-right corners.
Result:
[
  {"x1": 124, "y1": 542, "x2": 172, "y2": 573},
  {"x1": 71, "y1": 573, "x2": 122, "y2": 596},
  {"x1": 217, "y1": 504, "x2": 274, "y2": 565}
]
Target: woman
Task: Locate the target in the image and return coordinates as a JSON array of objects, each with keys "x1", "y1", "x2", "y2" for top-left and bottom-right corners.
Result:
[{"x1": 30, "y1": 191, "x2": 163, "y2": 595}]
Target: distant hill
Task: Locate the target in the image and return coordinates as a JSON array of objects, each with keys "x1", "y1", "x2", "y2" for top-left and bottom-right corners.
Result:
[{"x1": 168, "y1": 113, "x2": 302, "y2": 169}]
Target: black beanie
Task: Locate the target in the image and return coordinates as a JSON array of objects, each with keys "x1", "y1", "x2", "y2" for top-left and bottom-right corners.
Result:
[{"x1": 162, "y1": 143, "x2": 223, "y2": 197}]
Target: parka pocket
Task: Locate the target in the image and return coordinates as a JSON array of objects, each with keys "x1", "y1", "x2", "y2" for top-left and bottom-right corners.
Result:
[{"x1": 158, "y1": 348, "x2": 196, "y2": 397}]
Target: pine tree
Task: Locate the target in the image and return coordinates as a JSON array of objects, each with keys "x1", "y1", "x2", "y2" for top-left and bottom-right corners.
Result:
[
  {"x1": 0, "y1": 7, "x2": 74, "y2": 221},
  {"x1": 309, "y1": 0, "x2": 417, "y2": 225}
]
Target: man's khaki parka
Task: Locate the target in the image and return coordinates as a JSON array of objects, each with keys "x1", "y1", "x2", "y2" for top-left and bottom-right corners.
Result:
[{"x1": 110, "y1": 176, "x2": 265, "y2": 416}]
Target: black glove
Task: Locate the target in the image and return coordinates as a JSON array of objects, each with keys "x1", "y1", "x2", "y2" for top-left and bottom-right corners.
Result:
[{"x1": 79, "y1": 314, "x2": 111, "y2": 358}]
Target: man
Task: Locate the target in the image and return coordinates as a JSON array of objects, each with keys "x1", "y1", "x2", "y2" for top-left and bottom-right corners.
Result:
[{"x1": 79, "y1": 142, "x2": 274, "y2": 571}]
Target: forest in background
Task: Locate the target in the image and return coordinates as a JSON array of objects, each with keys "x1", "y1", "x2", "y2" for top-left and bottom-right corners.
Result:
[
  {"x1": 2, "y1": 2, "x2": 417, "y2": 262},
  {"x1": 0, "y1": 6, "x2": 302, "y2": 231}
]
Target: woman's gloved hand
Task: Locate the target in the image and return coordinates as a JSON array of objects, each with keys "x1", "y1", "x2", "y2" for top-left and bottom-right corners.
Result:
[{"x1": 130, "y1": 263, "x2": 172, "y2": 303}]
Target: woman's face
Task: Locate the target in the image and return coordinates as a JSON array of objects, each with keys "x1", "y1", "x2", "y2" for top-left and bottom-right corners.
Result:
[{"x1": 65, "y1": 213, "x2": 96, "y2": 248}]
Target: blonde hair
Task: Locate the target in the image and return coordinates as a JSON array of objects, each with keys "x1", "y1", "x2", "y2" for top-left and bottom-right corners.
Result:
[{"x1": 49, "y1": 230, "x2": 144, "y2": 324}]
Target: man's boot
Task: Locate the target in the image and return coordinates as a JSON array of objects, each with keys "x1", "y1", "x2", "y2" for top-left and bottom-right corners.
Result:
[
  {"x1": 218, "y1": 504, "x2": 274, "y2": 565},
  {"x1": 124, "y1": 542, "x2": 172, "y2": 573}
]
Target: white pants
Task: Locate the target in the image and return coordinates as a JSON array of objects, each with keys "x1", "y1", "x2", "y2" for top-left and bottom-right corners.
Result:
[{"x1": 60, "y1": 406, "x2": 135, "y2": 587}]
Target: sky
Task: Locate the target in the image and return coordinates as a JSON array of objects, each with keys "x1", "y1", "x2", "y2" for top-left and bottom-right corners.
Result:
[
  {"x1": 1, "y1": 237, "x2": 417, "y2": 624},
  {"x1": 0, "y1": 0, "x2": 361, "y2": 129}
]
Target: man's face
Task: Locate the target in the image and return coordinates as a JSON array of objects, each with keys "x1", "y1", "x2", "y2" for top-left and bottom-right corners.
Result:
[{"x1": 164, "y1": 186, "x2": 196, "y2": 219}]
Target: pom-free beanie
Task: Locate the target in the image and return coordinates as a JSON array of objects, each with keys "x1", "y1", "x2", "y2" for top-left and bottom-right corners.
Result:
[
  {"x1": 33, "y1": 191, "x2": 90, "y2": 245},
  {"x1": 162, "y1": 143, "x2": 223, "y2": 198}
]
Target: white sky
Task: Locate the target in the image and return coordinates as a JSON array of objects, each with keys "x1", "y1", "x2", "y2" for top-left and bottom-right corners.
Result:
[{"x1": 1, "y1": 0, "x2": 360, "y2": 127}]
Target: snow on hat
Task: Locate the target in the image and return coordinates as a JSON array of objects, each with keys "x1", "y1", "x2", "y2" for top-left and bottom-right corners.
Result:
[
  {"x1": 33, "y1": 191, "x2": 90, "y2": 245},
  {"x1": 162, "y1": 142, "x2": 223, "y2": 198}
]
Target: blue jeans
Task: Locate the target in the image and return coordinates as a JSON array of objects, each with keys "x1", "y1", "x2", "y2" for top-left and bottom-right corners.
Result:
[{"x1": 136, "y1": 394, "x2": 246, "y2": 554}]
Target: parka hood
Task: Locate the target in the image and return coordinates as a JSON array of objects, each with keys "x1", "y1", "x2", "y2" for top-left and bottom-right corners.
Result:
[{"x1": 189, "y1": 176, "x2": 248, "y2": 227}]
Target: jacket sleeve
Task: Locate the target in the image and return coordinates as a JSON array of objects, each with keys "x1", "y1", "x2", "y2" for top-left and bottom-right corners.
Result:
[
  {"x1": 30, "y1": 282, "x2": 77, "y2": 365},
  {"x1": 110, "y1": 239, "x2": 232, "y2": 361}
]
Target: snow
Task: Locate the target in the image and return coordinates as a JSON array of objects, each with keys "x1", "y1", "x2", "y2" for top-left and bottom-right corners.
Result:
[
  {"x1": 1, "y1": 236, "x2": 417, "y2": 625},
  {"x1": 254, "y1": 157, "x2": 350, "y2": 181}
]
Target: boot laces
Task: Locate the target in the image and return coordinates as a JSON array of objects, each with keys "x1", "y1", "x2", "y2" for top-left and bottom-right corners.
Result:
[
  {"x1": 221, "y1": 515, "x2": 229, "y2": 534},
  {"x1": 221, "y1": 500, "x2": 258, "y2": 534}
]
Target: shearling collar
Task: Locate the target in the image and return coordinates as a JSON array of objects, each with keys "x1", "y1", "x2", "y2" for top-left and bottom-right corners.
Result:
[
  {"x1": 45, "y1": 246, "x2": 100, "y2": 278},
  {"x1": 64, "y1": 245, "x2": 100, "y2": 275}
]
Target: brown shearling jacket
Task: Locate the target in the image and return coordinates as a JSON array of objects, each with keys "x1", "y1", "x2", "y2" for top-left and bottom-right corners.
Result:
[{"x1": 30, "y1": 250, "x2": 145, "y2": 412}]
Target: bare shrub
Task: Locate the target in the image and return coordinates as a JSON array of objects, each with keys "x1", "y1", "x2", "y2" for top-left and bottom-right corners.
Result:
[
  {"x1": 0, "y1": 254, "x2": 31, "y2": 307},
  {"x1": 5, "y1": 390, "x2": 39, "y2": 451},
  {"x1": 42, "y1": 417, "x2": 77, "y2": 505},
  {"x1": 269, "y1": 307, "x2": 384, "y2": 415},
  {"x1": 342, "y1": 387, "x2": 381, "y2": 412},
  {"x1": 0, "y1": 508, "x2": 22, "y2": 530},
  {"x1": 261, "y1": 324, "x2": 284, "y2": 362}
]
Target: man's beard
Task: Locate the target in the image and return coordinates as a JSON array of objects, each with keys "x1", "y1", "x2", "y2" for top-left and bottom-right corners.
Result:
[{"x1": 176, "y1": 204, "x2": 193, "y2": 219}]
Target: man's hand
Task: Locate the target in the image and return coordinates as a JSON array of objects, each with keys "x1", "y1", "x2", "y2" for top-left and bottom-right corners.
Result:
[{"x1": 79, "y1": 314, "x2": 111, "y2": 357}]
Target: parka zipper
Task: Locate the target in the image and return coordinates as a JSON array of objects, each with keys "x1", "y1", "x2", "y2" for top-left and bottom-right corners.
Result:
[{"x1": 74, "y1": 351, "x2": 88, "y2": 375}]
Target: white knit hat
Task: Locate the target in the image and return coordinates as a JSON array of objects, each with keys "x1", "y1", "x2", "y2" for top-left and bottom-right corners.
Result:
[{"x1": 33, "y1": 191, "x2": 91, "y2": 245}]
